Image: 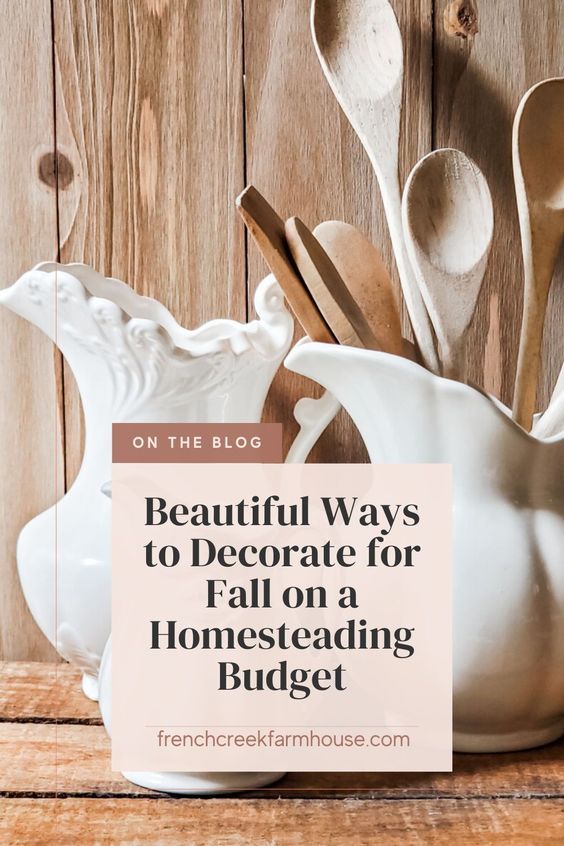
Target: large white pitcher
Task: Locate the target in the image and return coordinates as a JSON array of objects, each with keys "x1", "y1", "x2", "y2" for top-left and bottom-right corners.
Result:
[{"x1": 285, "y1": 340, "x2": 564, "y2": 753}]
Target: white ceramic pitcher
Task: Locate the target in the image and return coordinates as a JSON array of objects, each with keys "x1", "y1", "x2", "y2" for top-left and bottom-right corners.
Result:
[
  {"x1": 97, "y1": 636, "x2": 284, "y2": 795},
  {"x1": 285, "y1": 340, "x2": 564, "y2": 753},
  {"x1": 0, "y1": 262, "x2": 293, "y2": 701}
]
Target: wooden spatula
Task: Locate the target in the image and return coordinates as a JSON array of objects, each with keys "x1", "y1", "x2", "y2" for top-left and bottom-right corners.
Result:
[
  {"x1": 236, "y1": 186, "x2": 335, "y2": 344},
  {"x1": 313, "y1": 220, "x2": 404, "y2": 356},
  {"x1": 285, "y1": 217, "x2": 381, "y2": 350}
]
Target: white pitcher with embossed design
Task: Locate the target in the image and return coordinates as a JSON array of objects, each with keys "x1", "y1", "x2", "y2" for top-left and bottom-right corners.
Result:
[{"x1": 0, "y1": 262, "x2": 293, "y2": 701}]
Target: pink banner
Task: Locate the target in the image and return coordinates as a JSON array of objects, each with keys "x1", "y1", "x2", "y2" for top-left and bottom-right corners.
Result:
[{"x1": 112, "y1": 423, "x2": 283, "y2": 463}]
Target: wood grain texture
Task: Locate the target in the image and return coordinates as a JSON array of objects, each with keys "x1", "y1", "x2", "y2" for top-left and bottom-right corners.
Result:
[
  {"x1": 243, "y1": 0, "x2": 432, "y2": 460},
  {"x1": 236, "y1": 185, "x2": 335, "y2": 342},
  {"x1": 0, "y1": 4, "x2": 62, "y2": 662},
  {"x1": 1, "y1": 662, "x2": 563, "y2": 841},
  {"x1": 53, "y1": 0, "x2": 246, "y2": 486},
  {"x1": 285, "y1": 216, "x2": 380, "y2": 349},
  {"x1": 511, "y1": 78, "x2": 564, "y2": 429},
  {"x1": 0, "y1": 662, "x2": 99, "y2": 722},
  {"x1": 2, "y1": 798, "x2": 564, "y2": 845},
  {"x1": 0, "y1": 664, "x2": 562, "y2": 801},
  {"x1": 433, "y1": 0, "x2": 564, "y2": 408},
  {"x1": 311, "y1": 0, "x2": 439, "y2": 372},
  {"x1": 1, "y1": 721, "x2": 564, "y2": 799}
]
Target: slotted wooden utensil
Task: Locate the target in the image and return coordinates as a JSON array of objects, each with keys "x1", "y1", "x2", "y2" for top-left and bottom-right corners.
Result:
[{"x1": 236, "y1": 186, "x2": 335, "y2": 344}]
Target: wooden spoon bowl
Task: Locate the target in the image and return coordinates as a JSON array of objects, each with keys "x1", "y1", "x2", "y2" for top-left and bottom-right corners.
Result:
[
  {"x1": 285, "y1": 216, "x2": 381, "y2": 350},
  {"x1": 402, "y1": 148, "x2": 494, "y2": 380},
  {"x1": 313, "y1": 220, "x2": 404, "y2": 356}
]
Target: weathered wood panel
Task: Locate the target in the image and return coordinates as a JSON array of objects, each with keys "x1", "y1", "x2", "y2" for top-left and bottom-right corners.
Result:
[
  {"x1": 53, "y1": 0, "x2": 246, "y2": 485},
  {"x1": 1, "y1": 663, "x2": 563, "y2": 841},
  {"x1": 0, "y1": 3, "x2": 62, "y2": 661},
  {"x1": 2, "y1": 665, "x2": 563, "y2": 801},
  {"x1": 0, "y1": 662, "x2": 98, "y2": 722},
  {"x1": 2, "y1": 797, "x2": 564, "y2": 845},
  {"x1": 433, "y1": 0, "x2": 564, "y2": 407},
  {"x1": 1, "y1": 721, "x2": 563, "y2": 799},
  {"x1": 243, "y1": 0, "x2": 432, "y2": 461}
]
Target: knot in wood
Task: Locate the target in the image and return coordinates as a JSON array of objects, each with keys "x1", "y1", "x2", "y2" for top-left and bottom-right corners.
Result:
[
  {"x1": 38, "y1": 151, "x2": 74, "y2": 190},
  {"x1": 444, "y1": 1, "x2": 479, "y2": 39}
]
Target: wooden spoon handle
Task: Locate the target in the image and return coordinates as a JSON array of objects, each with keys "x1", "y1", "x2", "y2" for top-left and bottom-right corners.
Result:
[
  {"x1": 513, "y1": 224, "x2": 562, "y2": 430},
  {"x1": 375, "y1": 170, "x2": 440, "y2": 372},
  {"x1": 513, "y1": 285, "x2": 552, "y2": 430}
]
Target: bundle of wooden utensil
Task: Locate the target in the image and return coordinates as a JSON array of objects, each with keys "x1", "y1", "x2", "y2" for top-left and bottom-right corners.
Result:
[{"x1": 236, "y1": 0, "x2": 564, "y2": 439}]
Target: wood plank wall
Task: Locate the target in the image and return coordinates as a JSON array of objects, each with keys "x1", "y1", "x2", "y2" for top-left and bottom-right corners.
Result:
[
  {"x1": 0, "y1": 5, "x2": 62, "y2": 661},
  {"x1": 1, "y1": 0, "x2": 563, "y2": 660}
]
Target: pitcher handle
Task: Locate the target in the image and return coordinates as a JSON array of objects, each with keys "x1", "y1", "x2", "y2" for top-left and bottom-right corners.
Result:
[{"x1": 285, "y1": 391, "x2": 341, "y2": 464}]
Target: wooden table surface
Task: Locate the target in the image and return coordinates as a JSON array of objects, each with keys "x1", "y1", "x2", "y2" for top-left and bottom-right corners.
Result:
[{"x1": 1, "y1": 662, "x2": 563, "y2": 844}]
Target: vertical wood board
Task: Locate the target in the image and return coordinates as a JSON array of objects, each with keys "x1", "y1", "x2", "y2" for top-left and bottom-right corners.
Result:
[
  {"x1": 433, "y1": 0, "x2": 564, "y2": 407},
  {"x1": 54, "y1": 0, "x2": 246, "y2": 485},
  {"x1": 0, "y1": 3, "x2": 61, "y2": 661},
  {"x1": 243, "y1": 0, "x2": 433, "y2": 461}
]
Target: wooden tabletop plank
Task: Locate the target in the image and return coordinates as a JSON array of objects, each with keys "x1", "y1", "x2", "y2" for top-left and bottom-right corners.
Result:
[
  {"x1": 1, "y1": 722, "x2": 563, "y2": 800},
  {"x1": 1, "y1": 663, "x2": 563, "y2": 800},
  {"x1": 1, "y1": 660, "x2": 563, "y2": 843},
  {"x1": 0, "y1": 662, "x2": 100, "y2": 723},
  {"x1": 2, "y1": 797, "x2": 564, "y2": 845}
]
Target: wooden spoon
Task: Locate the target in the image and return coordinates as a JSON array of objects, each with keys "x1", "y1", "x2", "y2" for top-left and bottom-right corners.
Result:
[
  {"x1": 313, "y1": 220, "x2": 404, "y2": 356},
  {"x1": 512, "y1": 78, "x2": 564, "y2": 431},
  {"x1": 311, "y1": 0, "x2": 439, "y2": 372},
  {"x1": 236, "y1": 186, "x2": 335, "y2": 344},
  {"x1": 285, "y1": 216, "x2": 381, "y2": 349},
  {"x1": 402, "y1": 148, "x2": 494, "y2": 380}
]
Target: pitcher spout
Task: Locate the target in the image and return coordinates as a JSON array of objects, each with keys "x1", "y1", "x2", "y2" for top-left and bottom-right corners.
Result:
[
  {"x1": 284, "y1": 338, "x2": 412, "y2": 410},
  {"x1": 284, "y1": 339, "x2": 562, "y2": 475},
  {"x1": 285, "y1": 340, "x2": 452, "y2": 464},
  {"x1": 0, "y1": 263, "x2": 63, "y2": 340}
]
